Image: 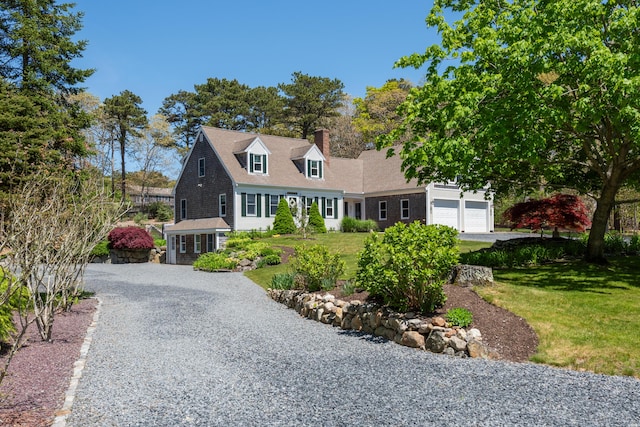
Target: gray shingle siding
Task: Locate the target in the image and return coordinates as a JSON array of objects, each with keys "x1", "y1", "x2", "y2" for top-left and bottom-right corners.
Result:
[
  {"x1": 174, "y1": 137, "x2": 235, "y2": 229},
  {"x1": 365, "y1": 192, "x2": 427, "y2": 230}
]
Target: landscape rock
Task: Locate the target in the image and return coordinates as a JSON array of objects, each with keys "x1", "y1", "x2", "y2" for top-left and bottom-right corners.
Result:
[
  {"x1": 450, "y1": 264, "x2": 494, "y2": 287},
  {"x1": 425, "y1": 331, "x2": 447, "y2": 353},
  {"x1": 401, "y1": 331, "x2": 425, "y2": 349}
]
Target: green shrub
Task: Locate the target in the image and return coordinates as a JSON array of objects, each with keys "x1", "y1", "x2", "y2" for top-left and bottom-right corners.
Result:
[
  {"x1": 133, "y1": 212, "x2": 147, "y2": 224},
  {"x1": 356, "y1": 222, "x2": 458, "y2": 313},
  {"x1": 90, "y1": 240, "x2": 110, "y2": 257},
  {"x1": 604, "y1": 231, "x2": 628, "y2": 254},
  {"x1": 308, "y1": 201, "x2": 327, "y2": 233},
  {"x1": 225, "y1": 237, "x2": 252, "y2": 249},
  {"x1": 446, "y1": 307, "x2": 473, "y2": 328},
  {"x1": 0, "y1": 274, "x2": 29, "y2": 343},
  {"x1": 341, "y1": 279, "x2": 358, "y2": 296},
  {"x1": 629, "y1": 234, "x2": 640, "y2": 254},
  {"x1": 273, "y1": 198, "x2": 296, "y2": 234},
  {"x1": 291, "y1": 244, "x2": 345, "y2": 292},
  {"x1": 460, "y1": 240, "x2": 584, "y2": 268},
  {"x1": 193, "y1": 252, "x2": 238, "y2": 272},
  {"x1": 262, "y1": 254, "x2": 282, "y2": 266},
  {"x1": 154, "y1": 238, "x2": 166, "y2": 247},
  {"x1": 148, "y1": 202, "x2": 173, "y2": 221},
  {"x1": 270, "y1": 272, "x2": 296, "y2": 290},
  {"x1": 341, "y1": 217, "x2": 379, "y2": 232}
]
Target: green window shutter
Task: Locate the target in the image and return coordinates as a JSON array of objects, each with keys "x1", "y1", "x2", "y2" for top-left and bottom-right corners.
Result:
[
  {"x1": 307, "y1": 159, "x2": 311, "y2": 177},
  {"x1": 263, "y1": 155, "x2": 267, "y2": 174},
  {"x1": 241, "y1": 193, "x2": 247, "y2": 216},
  {"x1": 334, "y1": 198, "x2": 338, "y2": 218},
  {"x1": 265, "y1": 194, "x2": 270, "y2": 217},
  {"x1": 321, "y1": 197, "x2": 326, "y2": 218},
  {"x1": 249, "y1": 154, "x2": 254, "y2": 173},
  {"x1": 257, "y1": 193, "x2": 262, "y2": 217},
  {"x1": 319, "y1": 161, "x2": 323, "y2": 179}
]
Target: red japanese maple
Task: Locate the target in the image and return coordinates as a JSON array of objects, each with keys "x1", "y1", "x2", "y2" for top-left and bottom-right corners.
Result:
[
  {"x1": 503, "y1": 194, "x2": 591, "y2": 237},
  {"x1": 108, "y1": 227, "x2": 155, "y2": 250}
]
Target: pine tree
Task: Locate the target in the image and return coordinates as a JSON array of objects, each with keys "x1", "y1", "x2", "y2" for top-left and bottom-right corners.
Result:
[
  {"x1": 0, "y1": 0, "x2": 93, "y2": 193},
  {"x1": 308, "y1": 201, "x2": 326, "y2": 233},
  {"x1": 272, "y1": 198, "x2": 296, "y2": 234}
]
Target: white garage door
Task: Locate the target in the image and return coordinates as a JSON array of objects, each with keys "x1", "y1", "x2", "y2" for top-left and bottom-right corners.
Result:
[
  {"x1": 432, "y1": 199, "x2": 459, "y2": 230},
  {"x1": 464, "y1": 201, "x2": 488, "y2": 232}
]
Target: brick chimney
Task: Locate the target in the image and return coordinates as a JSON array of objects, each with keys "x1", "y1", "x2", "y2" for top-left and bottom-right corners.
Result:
[{"x1": 314, "y1": 129, "x2": 330, "y2": 166}]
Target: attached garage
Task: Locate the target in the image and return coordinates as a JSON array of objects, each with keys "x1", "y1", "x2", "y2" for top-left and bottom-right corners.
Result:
[
  {"x1": 464, "y1": 201, "x2": 490, "y2": 232},
  {"x1": 432, "y1": 199, "x2": 460, "y2": 230}
]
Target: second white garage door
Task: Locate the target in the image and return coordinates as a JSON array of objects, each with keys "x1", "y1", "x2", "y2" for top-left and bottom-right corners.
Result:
[
  {"x1": 432, "y1": 199, "x2": 460, "y2": 230},
  {"x1": 464, "y1": 201, "x2": 489, "y2": 232}
]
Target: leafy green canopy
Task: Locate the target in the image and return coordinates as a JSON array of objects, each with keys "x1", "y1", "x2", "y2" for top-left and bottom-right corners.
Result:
[{"x1": 383, "y1": 0, "x2": 640, "y2": 262}]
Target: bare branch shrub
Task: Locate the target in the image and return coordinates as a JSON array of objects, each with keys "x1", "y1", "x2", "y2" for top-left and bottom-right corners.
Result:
[{"x1": 0, "y1": 171, "x2": 123, "y2": 385}]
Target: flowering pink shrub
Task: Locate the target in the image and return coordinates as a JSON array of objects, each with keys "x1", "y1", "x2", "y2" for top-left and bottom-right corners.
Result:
[{"x1": 107, "y1": 227, "x2": 154, "y2": 250}]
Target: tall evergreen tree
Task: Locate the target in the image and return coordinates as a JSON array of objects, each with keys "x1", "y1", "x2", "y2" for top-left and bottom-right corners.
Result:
[
  {"x1": 103, "y1": 91, "x2": 148, "y2": 200},
  {"x1": 159, "y1": 90, "x2": 201, "y2": 153},
  {"x1": 0, "y1": 0, "x2": 93, "y2": 192},
  {"x1": 279, "y1": 72, "x2": 344, "y2": 140}
]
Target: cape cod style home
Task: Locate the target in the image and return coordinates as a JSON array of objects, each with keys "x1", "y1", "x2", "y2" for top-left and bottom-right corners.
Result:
[{"x1": 164, "y1": 126, "x2": 493, "y2": 264}]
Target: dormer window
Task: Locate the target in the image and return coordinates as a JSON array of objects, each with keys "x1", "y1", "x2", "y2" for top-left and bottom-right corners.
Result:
[
  {"x1": 233, "y1": 137, "x2": 271, "y2": 175},
  {"x1": 250, "y1": 153, "x2": 267, "y2": 174},
  {"x1": 308, "y1": 160, "x2": 322, "y2": 179}
]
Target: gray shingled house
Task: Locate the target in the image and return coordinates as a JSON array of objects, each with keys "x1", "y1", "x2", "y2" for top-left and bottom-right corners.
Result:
[{"x1": 164, "y1": 126, "x2": 493, "y2": 264}]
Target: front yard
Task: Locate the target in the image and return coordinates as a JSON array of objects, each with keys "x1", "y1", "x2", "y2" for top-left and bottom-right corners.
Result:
[{"x1": 244, "y1": 232, "x2": 640, "y2": 378}]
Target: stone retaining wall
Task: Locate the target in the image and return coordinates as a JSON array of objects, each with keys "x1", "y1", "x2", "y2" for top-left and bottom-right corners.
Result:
[{"x1": 268, "y1": 289, "x2": 495, "y2": 359}]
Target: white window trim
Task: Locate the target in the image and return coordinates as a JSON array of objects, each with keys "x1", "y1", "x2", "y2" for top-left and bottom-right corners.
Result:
[
  {"x1": 309, "y1": 160, "x2": 321, "y2": 178},
  {"x1": 179, "y1": 235, "x2": 186, "y2": 253},
  {"x1": 401, "y1": 199, "x2": 410, "y2": 219},
  {"x1": 250, "y1": 153, "x2": 267, "y2": 175},
  {"x1": 325, "y1": 198, "x2": 334, "y2": 218},
  {"x1": 219, "y1": 194, "x2": 227, "y2": 217},
  {"x1": 269, "y1": 195, "x2": 279, "y2": 216},
  {"x1": 194, "y1": 234, "x2": 201, "y2": 253},
  {"x1": 379, "y1": 201, "x2": 387, "y2": 221},
  {"x1": 246, "y1": 193, "x2": 257, "y2": 216}
]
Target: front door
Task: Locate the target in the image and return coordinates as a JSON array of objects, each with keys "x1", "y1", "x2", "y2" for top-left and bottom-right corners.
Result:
[{"x1": 168, "y1": 235, "x2": 177, "y2": 264}]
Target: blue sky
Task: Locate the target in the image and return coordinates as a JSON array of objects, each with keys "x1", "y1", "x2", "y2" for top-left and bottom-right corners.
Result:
[{"x1": 73, "y1": 1, "x2": 438, "y2": 115}]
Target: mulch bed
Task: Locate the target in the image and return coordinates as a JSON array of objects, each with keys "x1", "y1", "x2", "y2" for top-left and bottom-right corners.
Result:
[
  {"x1": 328, "y1": 282, "x2": 538, "y2": 363},
  {"x1": 0, "y1": 299, "x2": 97, "y2": 427}
]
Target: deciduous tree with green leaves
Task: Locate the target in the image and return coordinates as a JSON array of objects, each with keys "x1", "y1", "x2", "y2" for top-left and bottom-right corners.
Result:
[{"x1": 383, "y1": 0, "x2": 640, "y2": 263}]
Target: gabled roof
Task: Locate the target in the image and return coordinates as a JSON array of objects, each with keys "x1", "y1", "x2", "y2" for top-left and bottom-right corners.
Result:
[
  {"x1": 164, "y1": 218, "x2": 231, "y2": 234},
  {"x1": 201, "y1": 127, "x2": 344, "y2": 192},
  {"x1": 358, "y1": 147, "x2": 421, "y2": 194}
]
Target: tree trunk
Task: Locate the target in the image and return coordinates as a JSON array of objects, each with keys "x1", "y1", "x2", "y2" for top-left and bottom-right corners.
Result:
[
  {"x1": 120, "y1": 134, "x2": 126, "y2": 201},
  {"x1": 586, "y1": 179, "x2": 622, "y2": 263}
]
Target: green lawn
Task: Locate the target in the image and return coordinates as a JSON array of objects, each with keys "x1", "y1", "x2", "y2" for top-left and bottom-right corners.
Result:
[
  {"x1": 244, "y1": 232, "x2": 640, "y2": 378},
  {"x1": 244, "y1": 233, "x2": 489, "y2": 289},
  {"x1": 477, "y1": 258, "x2": 640, "y2": 378}
]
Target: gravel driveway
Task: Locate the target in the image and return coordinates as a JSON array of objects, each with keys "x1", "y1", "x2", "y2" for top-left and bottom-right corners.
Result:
[{"x1": 67, "y1": 263, "x2": 640, "y2": 427}]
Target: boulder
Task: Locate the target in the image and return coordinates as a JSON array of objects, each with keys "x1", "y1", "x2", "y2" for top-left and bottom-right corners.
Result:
[
  {"x1": 425, "y1": 331, "x2": 447, "y2": 353},
  {"x1": 400, "y1": 331, "x2": 425, "y2": 349},
  {"x1": 449, "y1": 264, "x2": 494, "y2": 287}
]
